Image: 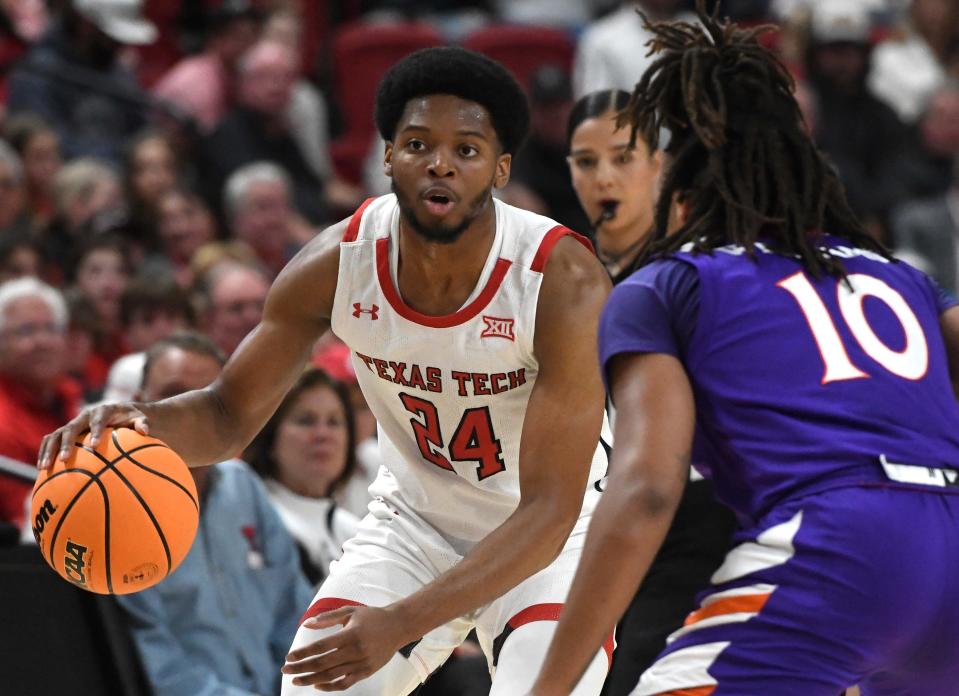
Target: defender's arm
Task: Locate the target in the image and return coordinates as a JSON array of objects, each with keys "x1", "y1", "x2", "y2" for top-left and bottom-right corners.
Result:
[{"x1": 532, "y1": 351, "x2": 695, "y2": 694}]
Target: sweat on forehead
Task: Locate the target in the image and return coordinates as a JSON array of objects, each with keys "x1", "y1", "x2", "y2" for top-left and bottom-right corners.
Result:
[{"x1": 374, "y1": 46, "x2": 530, "y2": 155}]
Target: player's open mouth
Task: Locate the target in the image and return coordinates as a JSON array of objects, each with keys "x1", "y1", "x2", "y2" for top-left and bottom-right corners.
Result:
[{"x1": 422, "y1": 188, "x2": 457, "y2": 216}]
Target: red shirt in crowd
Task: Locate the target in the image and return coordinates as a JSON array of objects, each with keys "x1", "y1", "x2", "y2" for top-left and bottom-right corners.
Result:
[{"x1": 0, "y1": 374, "x2": 82, "y2": 528}]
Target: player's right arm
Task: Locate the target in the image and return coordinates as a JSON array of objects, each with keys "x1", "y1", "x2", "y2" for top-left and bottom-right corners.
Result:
[{"x1": 37, "y1": 220, "x2": 348, "y2": 469}]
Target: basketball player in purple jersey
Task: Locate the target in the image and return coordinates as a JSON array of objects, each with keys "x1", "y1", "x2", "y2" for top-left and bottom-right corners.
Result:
[{"x1": 532, "y1": 5, "x2": 959, "y2": 695}]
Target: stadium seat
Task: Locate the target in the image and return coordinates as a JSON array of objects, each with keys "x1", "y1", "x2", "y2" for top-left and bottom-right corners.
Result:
[
  {"x1": 0, "y1": 545, "x2": 153, "y2": 695},
  {"x1": 329, "y1": 21, "x2": 444, "y2": 183},
  {"x1": 461, "y1": 25, "x2": 575, "y2": 93}
]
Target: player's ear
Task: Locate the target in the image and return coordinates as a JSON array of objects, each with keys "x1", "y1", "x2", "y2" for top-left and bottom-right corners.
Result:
[
  {"x1": 383, "y1": 141, "x2": 394, "y2": 177},
  {"x1": 493, "y1": 152, "x2": 511, "y2": 189}
]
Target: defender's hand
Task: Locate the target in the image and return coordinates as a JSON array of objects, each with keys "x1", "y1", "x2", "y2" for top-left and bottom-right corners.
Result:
[
  {"x1": 38, "y1": 404, "x2": 150, "y2": 469},
  {"x1": 282, "y1": 605, "x2": 410, "y2": 691}
]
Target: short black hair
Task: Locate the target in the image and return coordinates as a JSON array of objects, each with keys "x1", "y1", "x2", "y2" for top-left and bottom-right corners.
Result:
[
  {"x1": 120, "y1": 275, "x2": 196, "y2": 328},
  {"x1": 374, "y1": 47, "x2": 530, "y2": 155}
]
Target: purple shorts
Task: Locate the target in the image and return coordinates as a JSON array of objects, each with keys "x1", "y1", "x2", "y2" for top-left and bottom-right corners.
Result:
[{"x1": 634, "y1": 486, "x2": 959, "y2": 696}]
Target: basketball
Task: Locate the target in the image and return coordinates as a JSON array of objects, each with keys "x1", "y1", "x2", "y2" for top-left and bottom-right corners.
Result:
[{"x1": 30, "y1": 427, "x2": 199, "y2": 595}]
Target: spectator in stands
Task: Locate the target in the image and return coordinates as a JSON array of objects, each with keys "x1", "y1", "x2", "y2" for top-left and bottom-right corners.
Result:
[
  {"x1": 898, "y1": 79, "x2": 959, "y2": 200},
  {"x1": 189, "y1": 239, "x2": 261, "y2": 282},
  {"x1": 68, "y1": 235, "x2": 130, "y2": 394},
  {"x1": 121, "y1": 275, "x2": 193, "y2": 355},
  {"x1": 117, "y1": 331, "x2": 313, "y2": 696},
  {"x1": 152, "y1": 0, "x2": 261, "y2": 133},
  {"x1": 0, "y1": 234, "x2": 40, "y2": 284},
  {"x1": 7, "y1": 0, "x2": 157, "y2": 164},
  {"x1": 200, "y1": 39, "x2": 327, "y2": 224},
  {"x1": 573, "y1": 0, "x2": 686, "y2": 97},
  {"x1": 3, "y1": 113, "x2": 60, "y2": 231},
  {"x1": 261, "y1": 7, "x2": 363, "y2": 216},
  {"x1": 224, "y1": 162, "x2": 309, "y2": 276},
  {"x1": 0, "y1": 0, "x2": 48, "y2": 105},
  {"x1": 246, "y1": 367, "x2": 359, "y2": 585},
  {"x1": 806, "y1": 0, "x2": 908, "y2": 232},
  {"x1": 41, "y1": 157, "x2": 122, "y2": 284},
  {"x1": 102, "y1": 276, "x2": 195, "y2": 404},
  {"x1": 870, "y1": 0, "x2": 959, "y2": 123},
  {"x1": 312, "y1": 338, "x2": 381, "y2": 519},
  {"x1": 143, "y1": 186, "x2": 219, "y2": 288},
  {"x1": 124, "y1": 131, "x2": 178, "y2": 252},
  {"x1": 505, "y1": 65, "x2": 591, "y2": 234},
  {"x1": 0, "y1": 278, "x2": 79, "y2": 527},
  {"x1": 892, "y1": 157, "x2": 959, "y2": 293},
  {"x1": 62, "y1": 290, "x2": 100, "y2": 399},
  {"x1": 0, "y1": 139, "x2": 30, "y2": 238},
  {"x1": 196, "y1": 260, "x2": 270, "y2": 357}
]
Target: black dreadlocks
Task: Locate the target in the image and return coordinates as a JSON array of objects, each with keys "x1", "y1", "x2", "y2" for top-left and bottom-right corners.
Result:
[{"x1": 622, "y1": 1, "x2": 890, "y2": 277}]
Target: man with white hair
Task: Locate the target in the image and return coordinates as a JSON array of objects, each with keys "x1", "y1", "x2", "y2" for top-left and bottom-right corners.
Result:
[
  {"x1": 0, "y1": 278, "x2": 80, "y2": 527},
  {"x1": 200, "y1": 39, "x2": 329, "y2": 225},
  {"x1": 225, "y1": 162, "x2": 298, "y2": 276}
]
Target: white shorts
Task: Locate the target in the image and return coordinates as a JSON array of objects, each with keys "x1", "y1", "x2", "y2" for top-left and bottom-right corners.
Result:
[{"x1": 297, "y1": 486, "x2": 607, "y2": 683}]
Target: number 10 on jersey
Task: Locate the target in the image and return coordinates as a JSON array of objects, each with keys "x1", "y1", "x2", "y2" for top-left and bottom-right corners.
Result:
[
  {"x1": 778, "y1": 271, "x2": 929, "y2": 383},
  {"x1": 399, "y1": 393, "x2": 507, "y2": 480}
]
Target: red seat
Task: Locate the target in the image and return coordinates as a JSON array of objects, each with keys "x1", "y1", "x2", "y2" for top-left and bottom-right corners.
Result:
[
  {"x1": 329, "y1": 21, "x2": 444, "y2": 183},
  {"x1": 461, "y1": 24, "x2": 574, "y2": 93}
]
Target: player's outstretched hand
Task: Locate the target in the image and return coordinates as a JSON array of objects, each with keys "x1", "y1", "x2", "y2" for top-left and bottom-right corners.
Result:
[
  {"x1": 282, "y1": 605, "x2": 408, "y2": 691},
  {"x1": 38, "y1": 403, "x2": 150, "y2": 469}
]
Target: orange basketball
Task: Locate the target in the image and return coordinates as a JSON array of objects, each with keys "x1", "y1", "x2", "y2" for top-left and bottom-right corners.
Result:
[{"x1": 30, "y1": 427, "x2": 199, "y2": 595}]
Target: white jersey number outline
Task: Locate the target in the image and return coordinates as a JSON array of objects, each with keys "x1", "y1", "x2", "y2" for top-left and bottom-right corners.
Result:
[{"x1": 777, "y1": 271, "x2": 929, "y2": 383}]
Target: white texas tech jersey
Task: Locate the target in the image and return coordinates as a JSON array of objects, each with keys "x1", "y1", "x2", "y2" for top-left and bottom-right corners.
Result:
[{"x1": 331, "y1": 194, "x2": 609, "y2": 552}]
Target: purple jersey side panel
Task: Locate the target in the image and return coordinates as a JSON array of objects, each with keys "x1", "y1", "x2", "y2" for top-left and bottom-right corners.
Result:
[{"x1": 602, "y1": 239, "x2": 959, "y2": 525}]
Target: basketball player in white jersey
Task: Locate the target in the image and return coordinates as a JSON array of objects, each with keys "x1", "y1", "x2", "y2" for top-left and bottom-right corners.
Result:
[{"x1": 38, "y1": 47, "x2": 612, "y2": 694}]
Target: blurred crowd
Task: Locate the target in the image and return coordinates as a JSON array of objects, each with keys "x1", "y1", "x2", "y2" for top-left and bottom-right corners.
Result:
[{"x1": 0, "y1": 0, "x2": 957, "y2": 693}]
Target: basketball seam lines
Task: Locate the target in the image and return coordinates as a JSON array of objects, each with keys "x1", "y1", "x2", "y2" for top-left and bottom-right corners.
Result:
[
  {"x1": 86, "y1": 438, "x2": 173, "y2": 581},
  {"x1": 111, "y1": 435, "x2": 199, "y2": 511},
  {"x1": 32, "y1": 441, "x2": 164, "y2": 497},
  {"x1": 45, "y1": 467, "x2": 112, "y2": 593},
  {"x1": 44, "y1": 466, "x2": 96, "y2": 566}
]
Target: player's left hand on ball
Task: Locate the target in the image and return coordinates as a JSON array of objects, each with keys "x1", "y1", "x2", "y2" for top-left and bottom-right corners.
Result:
[{"x1": 282, "y1": 605, "x2": 407, "y2": 691}]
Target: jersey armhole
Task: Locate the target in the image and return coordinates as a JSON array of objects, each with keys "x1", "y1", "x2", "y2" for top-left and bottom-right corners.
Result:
[
  {"x1": 530, "y1": 225, "x2": 595, "y2": 273},
  {"x1": 343, "y1": 197, "x2": 376, "y2": 242}
]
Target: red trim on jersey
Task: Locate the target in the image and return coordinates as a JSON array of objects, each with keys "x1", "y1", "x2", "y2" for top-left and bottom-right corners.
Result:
[
  {"x1": 505, "y1": 603, "x2": 615, "y2": 669},
  {"x1": 343, "y1": 197, "x2": 376, "y2": 242},
  {"x1": 300, "y1": 597, "x2": 365, "y2": 626},
  {"x1": 376, "y1": 237, "x2": 512, "y2": 328},
  {"x1": 530, "y1": 225, "x2": 594, "y2": 273}
]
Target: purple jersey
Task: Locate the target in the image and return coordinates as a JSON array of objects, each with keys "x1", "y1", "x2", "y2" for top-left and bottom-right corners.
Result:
[{"x1": 600, "y1": 237, "x2": 959, "y2": 525}]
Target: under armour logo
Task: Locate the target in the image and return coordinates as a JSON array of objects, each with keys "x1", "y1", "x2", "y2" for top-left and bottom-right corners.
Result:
[
  {"x1": 481, "y1": 315, "x2": 514, "y2": 341},
  {"x1": 353, "y1": 303, "x2": 379, "y2": 320}
]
